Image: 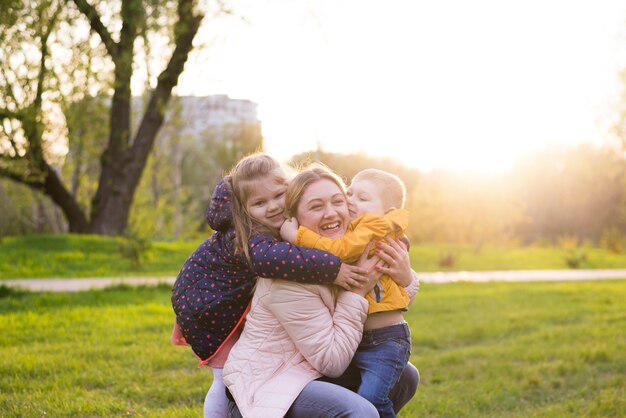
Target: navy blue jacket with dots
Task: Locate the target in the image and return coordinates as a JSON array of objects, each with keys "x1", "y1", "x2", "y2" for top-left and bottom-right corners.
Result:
[{"x1": 171, "y1": 179, "x2": 342, "y2": 362}]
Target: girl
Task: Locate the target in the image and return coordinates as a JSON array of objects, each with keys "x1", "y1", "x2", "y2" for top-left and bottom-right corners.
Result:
[{"x1": 171, "y1": 153, "x2": 374, "y2": 418}]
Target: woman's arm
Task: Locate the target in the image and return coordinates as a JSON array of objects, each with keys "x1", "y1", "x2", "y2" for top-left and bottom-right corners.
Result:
[
  {"x1": 267, "y1": 282, "x2": 368, "y2": 378},
  {"x1": 264, "y1": 245, "x2": 382, "y2": 377}
]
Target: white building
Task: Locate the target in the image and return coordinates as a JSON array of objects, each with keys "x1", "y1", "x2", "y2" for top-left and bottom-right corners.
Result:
[{"x1": 161, "y1": 95, "x2": 260, "y2": 141}]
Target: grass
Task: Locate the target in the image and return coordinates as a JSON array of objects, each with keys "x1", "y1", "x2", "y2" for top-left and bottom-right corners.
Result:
[
  {"x1": 1, "y1": 280, "x2": 624, "y2": 417},
  {"x1": 0, "y1": 234, "x2": 200, "y2": 279},
  {"x1": 409, "y1": 243, "x2": 626, "y2": 272},
  {"x1": 1, "y1": 234, "x2": 625, "y2": 279}
]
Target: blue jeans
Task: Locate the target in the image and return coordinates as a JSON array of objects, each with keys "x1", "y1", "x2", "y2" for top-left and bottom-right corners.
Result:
[
  {"x1": 227, "y1": 380, "x2": 378, "y2": 418},
  {"x1": 322, "y1": 358, "x2": 419, "y2": 414},
  {"x1": 352, "y1": 322, "x2": 411, "y2": 418}
]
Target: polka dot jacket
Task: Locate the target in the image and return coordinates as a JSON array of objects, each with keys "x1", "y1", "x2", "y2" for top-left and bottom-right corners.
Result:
[{"x1": 171, "y1": 179, "x2": 342, "y2": 362}]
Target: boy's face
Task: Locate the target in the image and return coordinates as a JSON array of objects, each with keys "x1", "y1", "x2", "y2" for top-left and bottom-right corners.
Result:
[{"x1": 346, "y1": 179, "x2": 386, "y2": 219}]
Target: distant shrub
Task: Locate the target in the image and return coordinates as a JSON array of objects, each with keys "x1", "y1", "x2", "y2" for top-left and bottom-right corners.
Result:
[
  {"x1": 438, "y1": 251, "x2": 458, "y2": 268},
  {"x1": 559, "y1": 235, "x2": 587, "y2": 269},
  {"x1": 0, "y1": 284, "x2": 18, "y2": 298},
  {"x1": 564, "y1": 251, "x2": 587, "y2": 269},
  {"x1": 118, "y1": 232, "x2": 152, "y2": 269},
  {"x1": 600, "y1": 228, "x2": 625, "y2": 254}
]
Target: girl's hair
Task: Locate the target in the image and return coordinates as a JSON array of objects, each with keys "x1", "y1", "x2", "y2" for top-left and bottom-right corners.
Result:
[
  {"x1": 285, "y1": 163, "x2": 347, "y2": 218},
  {"x1": 352, "y1": 168, "x2": 406, "y2": 210},
  {"x1": 226, "y1": 153, "x2": 289, "y2": 262}
]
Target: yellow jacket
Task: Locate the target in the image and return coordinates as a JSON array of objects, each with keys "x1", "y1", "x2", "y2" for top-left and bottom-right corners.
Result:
[{"x1": 296, "y1": 209, "x2": 410, "y2": 314}]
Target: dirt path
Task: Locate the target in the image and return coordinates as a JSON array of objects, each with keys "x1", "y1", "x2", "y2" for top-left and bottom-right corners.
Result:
[{"x1": 3, "y1": 269, "x2": 626, "y2": 292}]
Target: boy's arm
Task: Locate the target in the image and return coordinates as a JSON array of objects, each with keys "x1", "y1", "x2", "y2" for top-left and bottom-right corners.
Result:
[{"x1": 296, "y1": 214, "x2": 400, "y2": 262}]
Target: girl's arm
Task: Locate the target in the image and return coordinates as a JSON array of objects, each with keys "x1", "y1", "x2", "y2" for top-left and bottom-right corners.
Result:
[{"x1": 248, "y1": 233, "x2": 342, "y2": 285}]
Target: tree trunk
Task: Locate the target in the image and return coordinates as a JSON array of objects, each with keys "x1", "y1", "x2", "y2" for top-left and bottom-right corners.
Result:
[
  {"x1": 42, "y1": 163, "x2": 90, "y2": 233},
  {"x1": 88, "y1": 4, "x2": 202, "y2": 235}
]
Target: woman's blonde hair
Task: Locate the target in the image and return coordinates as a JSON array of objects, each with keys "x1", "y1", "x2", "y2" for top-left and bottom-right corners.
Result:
[
  {"x1": 285, "y1": 163, "x2": 347, "y2": 297},
  {"x1": 226, "y1": 153, "x2": 289, "y2": 262},
  {"x1": 285, "y1": 163, "x2": 347, "y2": 218}
]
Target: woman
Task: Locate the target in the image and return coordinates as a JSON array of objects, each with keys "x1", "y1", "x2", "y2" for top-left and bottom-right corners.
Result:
[{"x1": 223, "y1": 164, "x2": 419, "y2": 417}]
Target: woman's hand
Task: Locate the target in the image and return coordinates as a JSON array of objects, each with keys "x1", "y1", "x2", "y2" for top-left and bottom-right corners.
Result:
[{"x1": 374, "y1": 236, "x2": 413, "y2": 287}]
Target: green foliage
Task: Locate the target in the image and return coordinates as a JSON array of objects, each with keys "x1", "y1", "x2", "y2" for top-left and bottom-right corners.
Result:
[
  {"x1": 558, "y1": 236, "x2": 589, "y2": 269},
  {"x1": 1, "y1": 281, "x2": 624, "y2": 416},
  {"x1": 437, "y1": 250, "x2": 458, "y2": 268},
  {"x1": 129, "y1": 97, "x2": 264, "y2": 240},
  {"x1": 118, "y1": 231, "x2": 153, "y2": 269}
]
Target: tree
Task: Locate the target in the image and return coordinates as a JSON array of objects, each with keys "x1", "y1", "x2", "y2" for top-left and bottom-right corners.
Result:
[
  {"x1": 0, "y1": 0, "x2": 205, "y2": 235},
  {"x1": 511, "y1": 144, "x2": 626, "y2": 243}
]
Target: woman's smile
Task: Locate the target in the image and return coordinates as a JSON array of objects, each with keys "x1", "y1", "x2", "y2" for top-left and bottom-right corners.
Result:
[{"x1": 296, "y1": 178, "x2": 350, "y2": 239}]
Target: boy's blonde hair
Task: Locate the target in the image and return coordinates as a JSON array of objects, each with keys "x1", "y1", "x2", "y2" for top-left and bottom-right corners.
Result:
[
  {"x1": 226, "y1": 153, "x2": 289, "y2": 262},
  {"x1": 285, "y1": 163, "x2": 347, "y2": 218},
  {"x1": 352, "y1": 168, "x2": 406, "y2": 210}
]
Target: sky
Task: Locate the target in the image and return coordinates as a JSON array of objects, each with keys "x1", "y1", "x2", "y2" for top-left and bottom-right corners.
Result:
[{"x1": 175, "y1": 0, "x2": 626, "y2": 173}]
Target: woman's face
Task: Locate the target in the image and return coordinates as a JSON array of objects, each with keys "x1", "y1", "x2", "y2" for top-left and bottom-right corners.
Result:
[{"x1": 296, "y1": 178, "x2": 350, "y2": 239}]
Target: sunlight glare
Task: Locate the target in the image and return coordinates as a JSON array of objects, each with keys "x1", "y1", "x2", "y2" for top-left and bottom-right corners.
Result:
[{"x1": 175, "y1": 0, "x2": 626, "y2": 173}]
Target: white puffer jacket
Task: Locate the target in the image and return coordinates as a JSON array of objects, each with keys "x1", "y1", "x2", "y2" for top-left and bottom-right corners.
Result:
[{"x1": 222, "y1": 278, "x2": 369, "y2": 418}]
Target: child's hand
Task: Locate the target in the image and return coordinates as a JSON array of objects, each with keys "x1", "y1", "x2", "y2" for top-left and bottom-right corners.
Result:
[
  {"x1": 334, "y1": 241, "x2": 381, "y2": 293},
  {"x1": 374, "y1": 236, "x2": 413, "y2": 287},
  {"x1": 334, "y1": 263, "x2": 370, "y2": 291},
  {"x1": 280, "y1": 217, "x2": 299, "y2": 243}
]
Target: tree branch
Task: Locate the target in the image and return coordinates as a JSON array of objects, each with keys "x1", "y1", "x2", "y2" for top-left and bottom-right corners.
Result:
[
  {"x1": 0, "y1": 110, "x2": 20, "y2": 121},
  {"x1": 131, "y1": 0, "x2": 203, "y2": 158},
  {"x1": 34, "y1": 6, "x2": 61, "y2": 111},
  {"x1": 0, "y1": 66, "x2": 19, "y2": 107},
  {"x1": 0, "y1": 164, "x2": 44, "y2": 189},
  {"x1": 70, "y1": 0, "x2": 118, "y2": 58}
]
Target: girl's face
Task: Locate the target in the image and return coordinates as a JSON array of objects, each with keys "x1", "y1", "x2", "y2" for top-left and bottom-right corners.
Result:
[
  {"x1": 245, "y1": 176, "x2": 287, "y2": 229},
  {"x1": 346, "y1": 179, "x2": 386, "y2": 219},
  {"x1": 296, "y1": 179, "x2": 350, "y2": 239}
]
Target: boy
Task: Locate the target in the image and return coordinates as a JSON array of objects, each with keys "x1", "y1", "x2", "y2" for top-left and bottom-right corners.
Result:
[{"x1": 281, "y1": 168, "x2": 416, "y2": 418}]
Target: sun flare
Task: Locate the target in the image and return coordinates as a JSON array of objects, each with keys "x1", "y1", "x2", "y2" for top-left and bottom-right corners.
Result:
[{"x1": 177, "y1": 0, "x2": 626, "y2": 173}]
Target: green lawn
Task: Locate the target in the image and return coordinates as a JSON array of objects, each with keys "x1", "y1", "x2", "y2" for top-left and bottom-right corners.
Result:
[
  {"x1": 1, "y1": 280, "x2": 624, "y2": 417},
  {"x1": 0, "y1": 234, "x2": 200, "y2": 279},
  {"x1": 1, "y1": 234, "x2": 625, "y2": 279}
]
